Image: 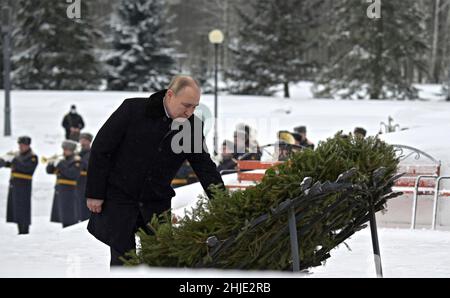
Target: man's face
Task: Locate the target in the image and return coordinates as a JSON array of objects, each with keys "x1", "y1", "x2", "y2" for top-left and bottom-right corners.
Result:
[
  {"x1": 222, "y1": 144, "x2": 232, "y2": 159},
  {"x1": 79, "y1": 138, "x2": 91, "y2": 150},
  {"x1": 165, "y1": 87, "x2": 200, "y2": 119},
  {"x1": 18, "y1": 143, "x2": 30, "y2": 154},
  {"x1": 63, "y1": 149, "x2": 74, "y2": 157}
]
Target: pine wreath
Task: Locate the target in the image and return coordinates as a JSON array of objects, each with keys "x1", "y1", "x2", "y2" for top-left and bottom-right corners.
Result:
[{"x1": 126, "y1": 132, "x2": 401, "y2": 270}]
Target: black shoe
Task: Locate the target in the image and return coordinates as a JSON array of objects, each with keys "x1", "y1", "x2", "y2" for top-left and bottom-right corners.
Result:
[{"x1": 18, "y1": 225, "x2": 29, "y2": 234}]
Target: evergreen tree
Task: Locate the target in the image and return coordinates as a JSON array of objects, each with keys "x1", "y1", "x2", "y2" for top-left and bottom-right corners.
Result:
[
  {"x1": 12, "y1": 0, "x2": 100, "y2": 90},
  {"x1": 314, "y1": 0, "x2": 428, "y2": 100},
  {"x1": 227, "y1": 0, "x2": 322, "y2": 97},
  {"x1": 106, "y1": 0, "x2": 177, "y2": 91}
]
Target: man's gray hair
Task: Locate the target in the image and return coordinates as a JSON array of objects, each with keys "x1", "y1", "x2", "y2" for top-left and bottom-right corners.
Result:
[{"x1": 167, "y1": 75, "x2": 201, "y2": 94}]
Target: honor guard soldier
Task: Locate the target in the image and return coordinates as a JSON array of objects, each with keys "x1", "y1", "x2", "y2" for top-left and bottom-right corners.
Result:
[
  {"x1": 0, "y1": 136, "x2": 38, "y2": 234},
  {"x1": 48, "y1": 140, "x2": 81, "y2": 228},
  {"x1": 353, "y1": 127, "x2": 367, "y2": 139}
]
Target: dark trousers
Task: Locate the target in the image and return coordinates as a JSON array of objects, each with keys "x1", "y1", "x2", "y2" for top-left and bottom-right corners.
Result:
[
  {"x1": 87, "y1": 195, "x2": 170, "y2": 267},
  {"x1": 109, "y1": 211, "x2": 155, "y2": 266},
  {"x1": 18, "y1": 224, "x2": 29, "y2": 235},
  {"x1": 110, "y1": 247, "x2": 130, "y2": 266}
]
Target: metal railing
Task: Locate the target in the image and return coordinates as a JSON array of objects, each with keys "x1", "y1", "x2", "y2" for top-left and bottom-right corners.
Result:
[
  {"x1": 411, "y1": 175, "x2": 439, "y2": 229},
  {"x1": 432, "y1": 176, "x2": 450, "y2": 230},
  {"x1": 392, "y1": 144, "x2": 441, "y2": 165},
  {"x1": 391, "y1": 144, "x2": 449, "y2": 230}
]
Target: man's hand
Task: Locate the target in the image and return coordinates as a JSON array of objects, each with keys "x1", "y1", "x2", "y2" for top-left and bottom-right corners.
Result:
[{"x1": 87, "y1": 198, "x2": 104, "y2": 213}]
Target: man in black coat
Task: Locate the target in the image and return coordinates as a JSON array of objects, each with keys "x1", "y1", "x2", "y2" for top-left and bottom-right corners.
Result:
[
  {"x1": 62, "y1": 105, "x2": 85, "y2": 141},
  {"x1": 0, "y1": 136, "x2": 38, "y2": 234},
  {"x1": 86, "y1": 75, "x2": 224, "y2": 266}
]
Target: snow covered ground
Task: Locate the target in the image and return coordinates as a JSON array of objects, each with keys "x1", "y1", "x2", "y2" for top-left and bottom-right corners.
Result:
[
  {"x1": 2, "y1": 218, "x2": 450, "y2": 278},
  {"x1": 1, "y1": 83, "x2": 450, "y2": 277}
]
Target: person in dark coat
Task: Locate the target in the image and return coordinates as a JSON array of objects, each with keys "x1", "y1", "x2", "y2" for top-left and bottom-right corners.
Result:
[
  {"x1": 0, "y1": 136, "x2": 38, "y2": 234},
  {"x1": 62, "y1": 105, "x2": 85, "y2": 141},
  {"x1": 217, "y1": 139, "x2": 237, "y2": 173},
  {"x1": 76, "y1": 132, "x2": 93, "y2": 221},
  {"x1": 171, "y1": 160, "x2": 198, "y2": 188},
  {"x1": 48, "y1": 140, "x2": 81, "y2": 228},
  {"x1": 293, "y1": 125, "x2": 315, "y2": 149},
  {"x1": 85, "y1": 75, "x2": 224, "y2": 266}
]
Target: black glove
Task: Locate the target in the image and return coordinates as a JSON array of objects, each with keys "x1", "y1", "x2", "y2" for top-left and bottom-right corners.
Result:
[{"x1": 46, "y1": 162, "x2": 56, "y2": 174}]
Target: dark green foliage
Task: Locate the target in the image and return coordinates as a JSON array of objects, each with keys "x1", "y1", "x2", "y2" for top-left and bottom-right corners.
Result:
[
  {"x1": 106, "y1": 0, "x2": 177, "y2": 91},
  {"x1": 227, "y1": 0, "x2": 323, "y2": 97},
  {"x1": 314, "y1": 0, "x2": 428, "y2": 100},
  {"x1": 12, "y1": 0, "x2": 100, "y2": 90},
  {"x1": 127, "y1": 133, "x2": 399, "y2": 270}
]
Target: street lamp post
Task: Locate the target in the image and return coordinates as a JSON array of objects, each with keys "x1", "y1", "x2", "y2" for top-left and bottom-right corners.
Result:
[
  {"x1": 208, "y1": 29, "x2": 224, "y2": 156},
  {"x1": 447, "y1": 65, "x2": 450, "y2": 101},
  {"x1": 2, "y1": 6, "x2": 12, "y2": 136}
]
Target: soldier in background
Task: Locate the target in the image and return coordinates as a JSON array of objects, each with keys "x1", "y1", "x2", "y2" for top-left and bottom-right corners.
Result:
[
  {"x1": 276, "y1": 131, "x2": 297, "y2": 161},
  {"x1": 77, "y1": 133, "x2": 93, "y2": 221},
  {"x1": 48, "y1": 140, "x2": 81, "y2": 228},
  {"x1": 62, "y1": 105, "x2": 85, "y2": 141},
  {"x1": 217, "y1": 139, "x2": 237, "y2": 173},
  {"x1": 291, "y1": 132, "x2": 303, "y2": 147},
  {"x1": 353, "y1": 127, "x2": 367, "y2": 138},
  {"x1": 171, "y1": 160, "x2": 198, "y2": 188},
  {"x1": 0, "y1": 136, "x2": 38, "y2": 235},
  {"x1": 293, "y1": 126, "x2": 315, "y2": 149}
]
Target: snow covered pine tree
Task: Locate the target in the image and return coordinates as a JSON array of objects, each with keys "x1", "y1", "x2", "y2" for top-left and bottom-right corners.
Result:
[
  {"x1": 13, "y1": 0, "x2": 100, "y2": 90},
  {"x1": 314, "y1": 0, "x2": 428, "y2": 99},
  {"x1": 106, "y1": 0, "x2": 178, "y2": 91}
]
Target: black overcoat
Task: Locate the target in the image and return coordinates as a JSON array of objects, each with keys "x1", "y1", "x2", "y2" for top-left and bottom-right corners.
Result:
[
  {"x1": 86, "y1": 90, "x2": 224, "y2": 251},
  {"x1": 2, "y1": 150, "x2": 38, "y2": 226},
  {"x1": 48, "y1": 156, "x2": 81, "y2": 227}
]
